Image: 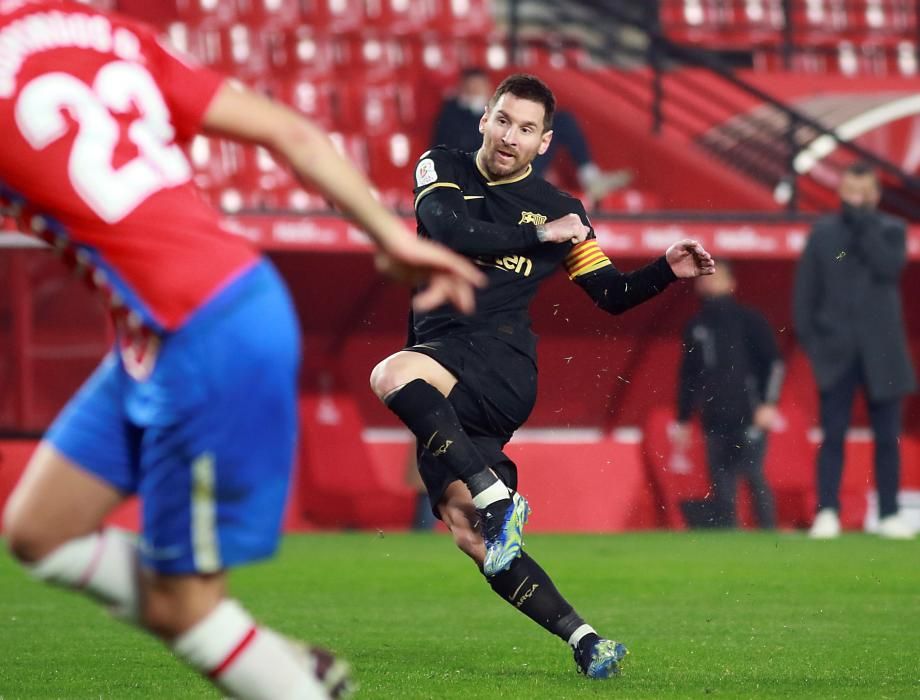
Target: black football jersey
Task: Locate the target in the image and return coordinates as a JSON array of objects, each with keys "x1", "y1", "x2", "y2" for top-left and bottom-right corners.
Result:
[{"x1": 411, "y1": 147, "x2": 611, "y2": 359}]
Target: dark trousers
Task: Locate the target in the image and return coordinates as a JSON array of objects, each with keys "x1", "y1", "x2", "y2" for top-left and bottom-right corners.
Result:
[
  {"x1": 817, "y1": 361, "x2": 902, "y2": 518},
  {"x1": 704, "y1": 428, "x2": 775, "y2": 529}
]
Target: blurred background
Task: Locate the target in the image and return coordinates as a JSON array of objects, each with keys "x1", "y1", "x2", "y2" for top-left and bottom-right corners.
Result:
[{"x1": 2, "y1": 0, "x2": 919, "y2": 534}]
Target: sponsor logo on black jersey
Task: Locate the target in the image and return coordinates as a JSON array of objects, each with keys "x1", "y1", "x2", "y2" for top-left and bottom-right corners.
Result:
[{"x1": 477, "y1": 254, "x2": 533, "y2": 277}]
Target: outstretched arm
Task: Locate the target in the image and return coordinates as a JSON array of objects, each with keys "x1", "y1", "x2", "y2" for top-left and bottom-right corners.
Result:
[{"x1": 572, "y1": 239, "x2": 715, "y2": 315}]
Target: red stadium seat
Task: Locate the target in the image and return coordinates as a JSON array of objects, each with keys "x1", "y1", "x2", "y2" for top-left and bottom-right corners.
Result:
[
  {"x1": 426, "y1": 0, "x2": 493, "y2": 37},
  {"x1": 271, "y1": 27, "x2": 335, "y2": 74},
  {"x1": 365, "y1": 0, "x2": 433, "y2": 35},
  {"x1": 174, "y1": 0, "x2": 237, "y2": 26},
  {"x1": 301, "y1": 0, "x2": 367, "y2": 36},
  {"x1": 234, "y1": 0, "x2": 301, "y2": 28},
  {"x1": 367, "y1": 132, "x2": 417, "y2": 209},
  {"x1": 195, "y1": 22, "x2": 273, "y2": 77}
]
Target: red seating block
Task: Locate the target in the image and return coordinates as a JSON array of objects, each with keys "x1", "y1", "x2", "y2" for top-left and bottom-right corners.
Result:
[
  {"x1": 301, "y1": 0, "x2": 367, "y2": 35},
  {"x1": 426, "y1": 0, "x2": 493, "y2": 37},
  {"x1": 364, "y1": 0, "x2": 432, "y2": 35},
  {"x1": 298, "y1": 387, "x2": 415, "y2": 529},
  {"x1": 505, "y1": 439, "x2": 656, "y2": 531},
  {"x1": 367, "y1": 132, "x2": 416, "y2": 209},
  {"x1": 234, "y1": 0, "x2": 301, "y2": 28}
]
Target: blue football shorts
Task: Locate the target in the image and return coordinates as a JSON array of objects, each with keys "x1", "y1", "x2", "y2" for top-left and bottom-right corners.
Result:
[{"x1": 45, "y1": 259, "x2": 301, "y2": 574}]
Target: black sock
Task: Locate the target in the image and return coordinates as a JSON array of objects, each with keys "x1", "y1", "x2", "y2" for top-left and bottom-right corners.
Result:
[
  {"x1": 385, "y1": 379, "x2": 501, "y2": 498},
  {"x1": 487, "y1": 552, "x2": 587, "y2": 643}
]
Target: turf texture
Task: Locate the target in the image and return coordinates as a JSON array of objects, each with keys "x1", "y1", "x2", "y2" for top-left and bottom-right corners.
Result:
[{"x1": 1, "y1": 531, "x2": 918, "y2": 699}]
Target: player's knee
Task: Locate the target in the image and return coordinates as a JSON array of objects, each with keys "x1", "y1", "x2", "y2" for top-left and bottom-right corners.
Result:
[
  {"x1": 2, "y1": 506, "x2": 55, "y2": 564},
  {"x1": 369, "y1": 356, "x2": 413, "y2": 400}
]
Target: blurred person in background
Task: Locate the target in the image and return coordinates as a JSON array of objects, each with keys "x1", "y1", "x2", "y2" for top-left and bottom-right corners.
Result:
[
  {"x1": 794, "y1": 162, "x2": 917, "y2": 540},
  {"x1": 672, "y1": 261, "x2": 784, "y2": 529},
  {"x1": 372, "y1": 73, "x2": 714, "y2": 680},
  {"x1": 432, "y1": 67, "x2": 631, "y2": 206},
  {"x1": 0, "y1": 2, "x2": 483, "y2": 698}
]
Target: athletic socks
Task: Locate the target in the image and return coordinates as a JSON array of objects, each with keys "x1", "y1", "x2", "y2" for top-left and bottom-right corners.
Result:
[
  {"x1": 384, "y1": 379, "x2": 508, "y2": 505},
  {"x1": 30, "y1": 532, "x2": 344, "y2": 698},
  {"x1": 29, "y1": 527, "x2": 139, "y2": 621},
  {"x1": 487, "y1": 551, "x2": 589, "y2": 642},
  {"x1": 173, "y1": 599, "x2": 334, "y2": 700}
]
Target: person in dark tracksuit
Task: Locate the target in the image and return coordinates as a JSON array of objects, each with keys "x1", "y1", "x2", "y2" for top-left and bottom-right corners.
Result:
[
  {"x1": 794, "y1": 162, "x2": 917, "y2": 540},
  {"x1": 674, "y1": 261, "x2": 785, "y2": 529}
]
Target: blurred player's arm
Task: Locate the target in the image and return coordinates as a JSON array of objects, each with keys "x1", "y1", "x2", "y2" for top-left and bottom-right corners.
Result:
[{"x1": 200, "y1": 81, "x2": 485, "y2": 312}]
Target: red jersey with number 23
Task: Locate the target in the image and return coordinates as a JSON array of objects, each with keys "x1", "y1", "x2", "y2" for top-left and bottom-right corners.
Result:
[{"x1": 0, "y1": 1, "x2": 257, "y2": 332}]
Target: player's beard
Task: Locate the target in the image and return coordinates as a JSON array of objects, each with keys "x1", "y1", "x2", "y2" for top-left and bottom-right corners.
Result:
[{"x1": 481, "y1": 144, "x2": 531, "y2": 181}]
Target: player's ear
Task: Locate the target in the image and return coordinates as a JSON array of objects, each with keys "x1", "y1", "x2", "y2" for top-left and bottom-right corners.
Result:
[
  {"x1": 537, "y1": 129, "x2": 553, "y2": 156},
  {"x1": 479, "y1": 110, "x2": 488, "y2": 134}
]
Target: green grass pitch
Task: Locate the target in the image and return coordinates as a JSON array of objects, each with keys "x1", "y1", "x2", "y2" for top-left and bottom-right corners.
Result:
[{"x1": 1, "y1": 531, "x2": 918, "y2": 699}]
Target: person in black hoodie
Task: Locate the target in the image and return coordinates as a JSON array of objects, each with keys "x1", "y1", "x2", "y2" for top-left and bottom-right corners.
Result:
[{"x1": 673, "y1": 260, "x2": 785, "y2": 528}]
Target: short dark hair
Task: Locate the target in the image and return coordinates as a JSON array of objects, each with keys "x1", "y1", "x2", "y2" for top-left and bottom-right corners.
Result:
[
  {"x1": 844, "y1": 161, "x2": 878, "y2": 180},
  {"x1": 489, "y1": 73, "x2": 556, "y2": 132}
]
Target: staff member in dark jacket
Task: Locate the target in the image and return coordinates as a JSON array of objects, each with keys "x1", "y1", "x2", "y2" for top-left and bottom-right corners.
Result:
[
  {"x1": 794, "y1": 162, "x2": 917, "y2": 540},
  {"x1": 674, "y1": 261, "x2": 784, "y2": 528}
]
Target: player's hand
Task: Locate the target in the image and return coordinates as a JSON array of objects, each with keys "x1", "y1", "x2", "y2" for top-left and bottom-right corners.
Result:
[
  {"x1": 374, "y1": 236, "x2": 486, "y2": 314},
  {"x1": 539, "y1": 213, "x2": 590, "y2": 245},
  {"x1": 665, "y1": 239, "x2": 715, "y2": 278},
  {"x1": 753, "y1": 404, "x2": 779, "y2": 432}
]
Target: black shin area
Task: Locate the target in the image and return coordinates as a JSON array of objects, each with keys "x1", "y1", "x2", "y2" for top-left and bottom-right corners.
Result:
[
  {"x1": 385, "y1": 379, "x2": 500, "y2": 497},
  {"x1": 487, "y1": 552, "x2": 586, "y2": 643}
]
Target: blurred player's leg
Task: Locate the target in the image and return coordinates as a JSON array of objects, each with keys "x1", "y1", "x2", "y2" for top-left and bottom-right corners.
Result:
[
  {"x1": 3, "y1": 443, "x2": 138, "y2": 618},
  {"x1": 4, "y1": 263, "x2": 352, "y2": 700},
  {"x1": 439, "y1": 481, "x2": 627, "y2": 679}
]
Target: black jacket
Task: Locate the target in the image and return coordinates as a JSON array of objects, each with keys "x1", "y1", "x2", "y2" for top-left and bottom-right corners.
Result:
[
  {"x1": 678, "y1": 296, "x2": 784, "y2": 434},
  {"x1": 793, "y1": 211, "x2": 916, "y2": 400}
]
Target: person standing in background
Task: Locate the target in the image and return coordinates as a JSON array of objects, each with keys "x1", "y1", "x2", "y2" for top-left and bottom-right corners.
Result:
[
  {"x1": 794, "y1": 162, "x2": 917, "y2": 540},
  {"x1": 673, "y1": 261, "x2": 784, "y2": 529}
]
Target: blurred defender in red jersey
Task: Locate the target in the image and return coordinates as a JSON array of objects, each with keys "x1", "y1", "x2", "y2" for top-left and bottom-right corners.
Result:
[{"x1": 0, "y1": 2, "x2": 484, "y2": 698}]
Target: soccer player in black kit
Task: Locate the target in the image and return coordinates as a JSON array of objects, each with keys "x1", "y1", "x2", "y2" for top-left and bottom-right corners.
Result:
[{"x1": 370, "y1": 74, "x2": 715, "y2": 679}]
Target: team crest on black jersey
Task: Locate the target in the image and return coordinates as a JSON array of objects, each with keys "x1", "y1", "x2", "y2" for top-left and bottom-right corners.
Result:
[{"x1": 518, "y1": 211, "x2": 547, "y2": 225}]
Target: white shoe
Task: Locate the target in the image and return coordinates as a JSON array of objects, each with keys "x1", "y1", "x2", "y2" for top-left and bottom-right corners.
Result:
[
  {"x1": 809, "y1": 508, "x2": 841, "y2": 539},
  {"x1": 877, "y1": 513, "x2": 916, "y2": 540}
]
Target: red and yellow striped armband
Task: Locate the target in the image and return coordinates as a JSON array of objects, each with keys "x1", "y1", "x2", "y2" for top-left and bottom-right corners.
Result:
[{"x1": 564, "y1": 239, "x2": 612, "y2": 279}]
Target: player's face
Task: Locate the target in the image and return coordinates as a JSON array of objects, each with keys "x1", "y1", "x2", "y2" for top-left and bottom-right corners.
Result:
[
  {"x1": 478, "y1": 93, "x2": 553, "y2": 180},
  {"x1": 838, "y1": 172, "x2": 880, "y2": 209}
]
